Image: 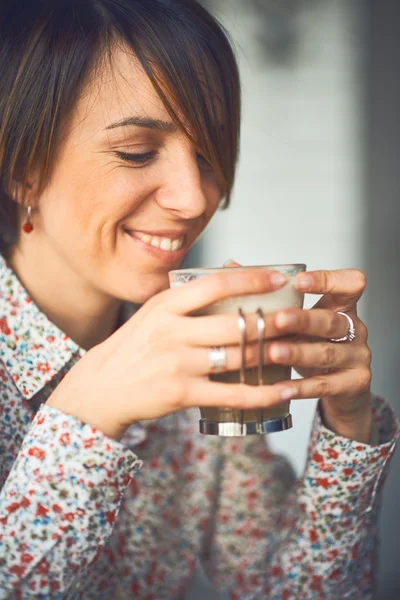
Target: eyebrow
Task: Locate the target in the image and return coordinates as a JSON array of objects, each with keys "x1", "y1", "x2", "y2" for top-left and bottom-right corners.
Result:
[{"x1": 105, "y1": 115, "x2": 178, "y2": 133}]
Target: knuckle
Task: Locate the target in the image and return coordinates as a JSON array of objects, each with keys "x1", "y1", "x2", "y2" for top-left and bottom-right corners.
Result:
[
  {"x1": 298, "y1": 310, "x2": 310, "y2": 331},
  {"x1": 359, "y1": 367, "x2": 372, "y2": 390},
  {"x1": 321, "y1": 344, "x2": 337, "y2": 368},
  {"x1": 361, "y1": 346, "x2": 372, "y2": 366},
  {"x1": 320, "y1": 270, "x2": 334, "y2": 293},
  {"x1": 315, "y1": 376, "x2": 332, "y2": 398},
  {"x1": 287, "y1": 344, "x2": 298, "y2": 364},
  {"x1": 171, "y1": 378, "x2": 189, "y2": 409}
]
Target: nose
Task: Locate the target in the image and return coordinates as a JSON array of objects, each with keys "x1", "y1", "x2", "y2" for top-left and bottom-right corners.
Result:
[{"x1": 155, "y1": 147, "x2": 209, "y2": 219}]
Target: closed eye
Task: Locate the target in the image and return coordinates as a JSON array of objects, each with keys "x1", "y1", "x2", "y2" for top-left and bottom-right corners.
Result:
[
  {"x1": 114, "y1": 150, "x2": 213, "y2": 171},
  {"x1": 114, "y1": 151, "x2": 156, "y2": 166}
]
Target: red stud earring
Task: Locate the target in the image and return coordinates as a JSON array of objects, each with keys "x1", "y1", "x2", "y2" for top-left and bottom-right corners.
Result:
[{"x1": 22, "y1": 205, "x2": 34, "y2": 234}]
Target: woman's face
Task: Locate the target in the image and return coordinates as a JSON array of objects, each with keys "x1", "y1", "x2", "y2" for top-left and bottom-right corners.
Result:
[{"x1": 32, "y1": 48, "x2": 222, "y2": 304}]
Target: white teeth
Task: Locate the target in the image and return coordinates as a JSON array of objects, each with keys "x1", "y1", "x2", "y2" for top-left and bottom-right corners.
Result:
[
  {"x1": 130, "y1": 231, "x2": 185, "y2": 252},
  {"x1": 160, "y1": 238, "x2": 172, "y2": 251},
  {"x1": 171, "y1": 239, "x2": 182, "y2": 251},
  {"x1": 151, "y1": 237, "x2": 161, "y2": 248}
]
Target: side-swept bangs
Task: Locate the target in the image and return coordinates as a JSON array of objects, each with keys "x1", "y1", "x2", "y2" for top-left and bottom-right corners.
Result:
[{"x1": 0, "y1": 0, "x2": 241, "y2": 250}]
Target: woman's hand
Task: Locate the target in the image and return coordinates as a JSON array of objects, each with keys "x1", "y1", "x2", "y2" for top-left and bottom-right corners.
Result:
[
  {"x1": 224, "y1": 262, "x2": 373, "y2": 442},
  {"x1": 268, "y1": 269, "x2": 372, "y2": 443},
  {"x1": 47, "y1": 268, "x2": 295, "y2": 440}
]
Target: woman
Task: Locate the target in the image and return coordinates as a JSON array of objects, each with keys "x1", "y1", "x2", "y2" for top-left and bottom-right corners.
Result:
[{"x1": 0, "y1": 1, "x2": 398, "y2": 599}]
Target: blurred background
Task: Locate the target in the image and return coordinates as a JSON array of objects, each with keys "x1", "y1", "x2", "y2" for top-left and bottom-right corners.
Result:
[{"x1": 185, "y1": 0, "x2": 400, "y2": 598}]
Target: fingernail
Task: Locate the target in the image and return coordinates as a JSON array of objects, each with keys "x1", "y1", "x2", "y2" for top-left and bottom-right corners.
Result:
[
  {"x1": 295, "y1": 274, "x2": 313, "y2": 290},
  {"x1": 223, "y1": 259, "x2": 235, "y2": 267},
  {"x1": 271, "y1": 345, "x2": 289, "y2": 361},
  {"x1": 281, "y1": 387, "x2": 296, "y2": 401},
  {"x1": 276, "y1": 312, "x2": 297, "y2": 329},
  {"x1": 270, "y1": 272, "x2": 288, "y2": 287}
]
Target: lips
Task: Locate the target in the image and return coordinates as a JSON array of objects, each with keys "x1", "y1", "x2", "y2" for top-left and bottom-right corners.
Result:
[{"x1": 123, "y1": 228, "x2": 188, "y2": 256}]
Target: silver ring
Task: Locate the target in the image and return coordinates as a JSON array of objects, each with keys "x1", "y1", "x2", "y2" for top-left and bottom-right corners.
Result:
[
  {"x1": 209, "y1": 347, "x2": 227, "y2": 373},
  {"x1": 330, "y1": 312, "x2": 356, "y2": 343},
  {"x1": 238, "y1": 308, "x2": 247, "y2": 429},
  {"x1": 238, "y1": 308, "x2": 247, "y2": 384},
  {"x1": 256, "y1": 308, "x2": 265, "y2": 424},
  {"x1": 256, "y1": 308, "x2": 265, "y2": 386}
]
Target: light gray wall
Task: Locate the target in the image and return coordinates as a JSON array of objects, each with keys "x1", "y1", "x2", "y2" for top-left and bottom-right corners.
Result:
[{"x1": 186, "y1": 1, "x2": 373, "y2": 599}]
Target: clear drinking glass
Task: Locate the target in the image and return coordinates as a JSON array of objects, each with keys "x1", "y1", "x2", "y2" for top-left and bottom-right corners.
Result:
[{"x1": 169, "y1": 264, "x2": 306, "y2": 436}]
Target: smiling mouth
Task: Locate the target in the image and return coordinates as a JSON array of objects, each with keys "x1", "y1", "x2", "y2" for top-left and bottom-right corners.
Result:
[{"x1": 125, "y1": 230, "x2": 186, "y2": 253}]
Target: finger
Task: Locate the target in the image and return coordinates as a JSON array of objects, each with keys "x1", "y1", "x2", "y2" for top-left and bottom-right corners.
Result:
[
  {"x1": 294, "y1": 269, "x2": 367, "y2": 308},
  {"x1": 184, "y1": 378, "x2": 295, "y2": 410},
  {"x1": 181, "y1": 312, "x2": 287, "y2": 346},
  {"x1": 166, "y1": 269, "x2": 288, "y2": 316},
  {"x1": 223, "y1": 260, "x2": 242, "y2": 268},
  {"x1": 273, "y1": 309, "x2": 363, "y2": 341},
  {"x1": 268, "y1": 340, "x2": 359, "y2": 370},
  {"x1": 275, "y1": 368, "x2": 372, "y2": 400},
  {"x1": 179, "y1": 342, "x2": 290, "y2": 376}
]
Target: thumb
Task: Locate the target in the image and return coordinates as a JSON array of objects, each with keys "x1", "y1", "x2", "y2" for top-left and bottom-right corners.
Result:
[{"x1": 223, "y1": 259, "x2": 242, "y2": 268}]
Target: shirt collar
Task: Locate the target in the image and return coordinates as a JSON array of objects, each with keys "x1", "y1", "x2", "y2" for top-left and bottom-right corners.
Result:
[{"x1": 0, "y1": 254, "x2": 84, "y2": 399}]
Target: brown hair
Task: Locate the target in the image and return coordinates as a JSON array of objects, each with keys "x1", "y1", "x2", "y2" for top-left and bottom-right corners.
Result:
[{"x1": 0, "y1": 0, "x2": 241, "y2": 253}]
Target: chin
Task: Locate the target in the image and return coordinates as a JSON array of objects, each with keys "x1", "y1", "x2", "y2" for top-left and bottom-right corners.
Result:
[{"x1": 117, "y1": 271, "x2": 172, "y2": 305}]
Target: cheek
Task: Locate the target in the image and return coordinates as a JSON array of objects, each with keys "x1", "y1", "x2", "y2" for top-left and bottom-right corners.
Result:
[{"x1": 44, "y1": 166, "x2": 149, "y2": 238}]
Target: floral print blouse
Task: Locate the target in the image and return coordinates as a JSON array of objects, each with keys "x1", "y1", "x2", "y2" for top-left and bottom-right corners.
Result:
[{"x1": 0, "y1": 254, "x2": 399, "y2": 600}]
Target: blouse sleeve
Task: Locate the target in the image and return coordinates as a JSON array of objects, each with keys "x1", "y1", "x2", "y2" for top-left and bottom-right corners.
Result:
[
  {"x1": 0, "y1": 404, "x2": 142, "y2": 599},
  {"x1": 201, "y1": 395, "x2": 399, "y2": 600}
]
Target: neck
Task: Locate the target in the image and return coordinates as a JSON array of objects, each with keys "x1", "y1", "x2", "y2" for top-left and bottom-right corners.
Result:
[{"x1": 9, "y1": 241, "x2": 122, "y2": 351}]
